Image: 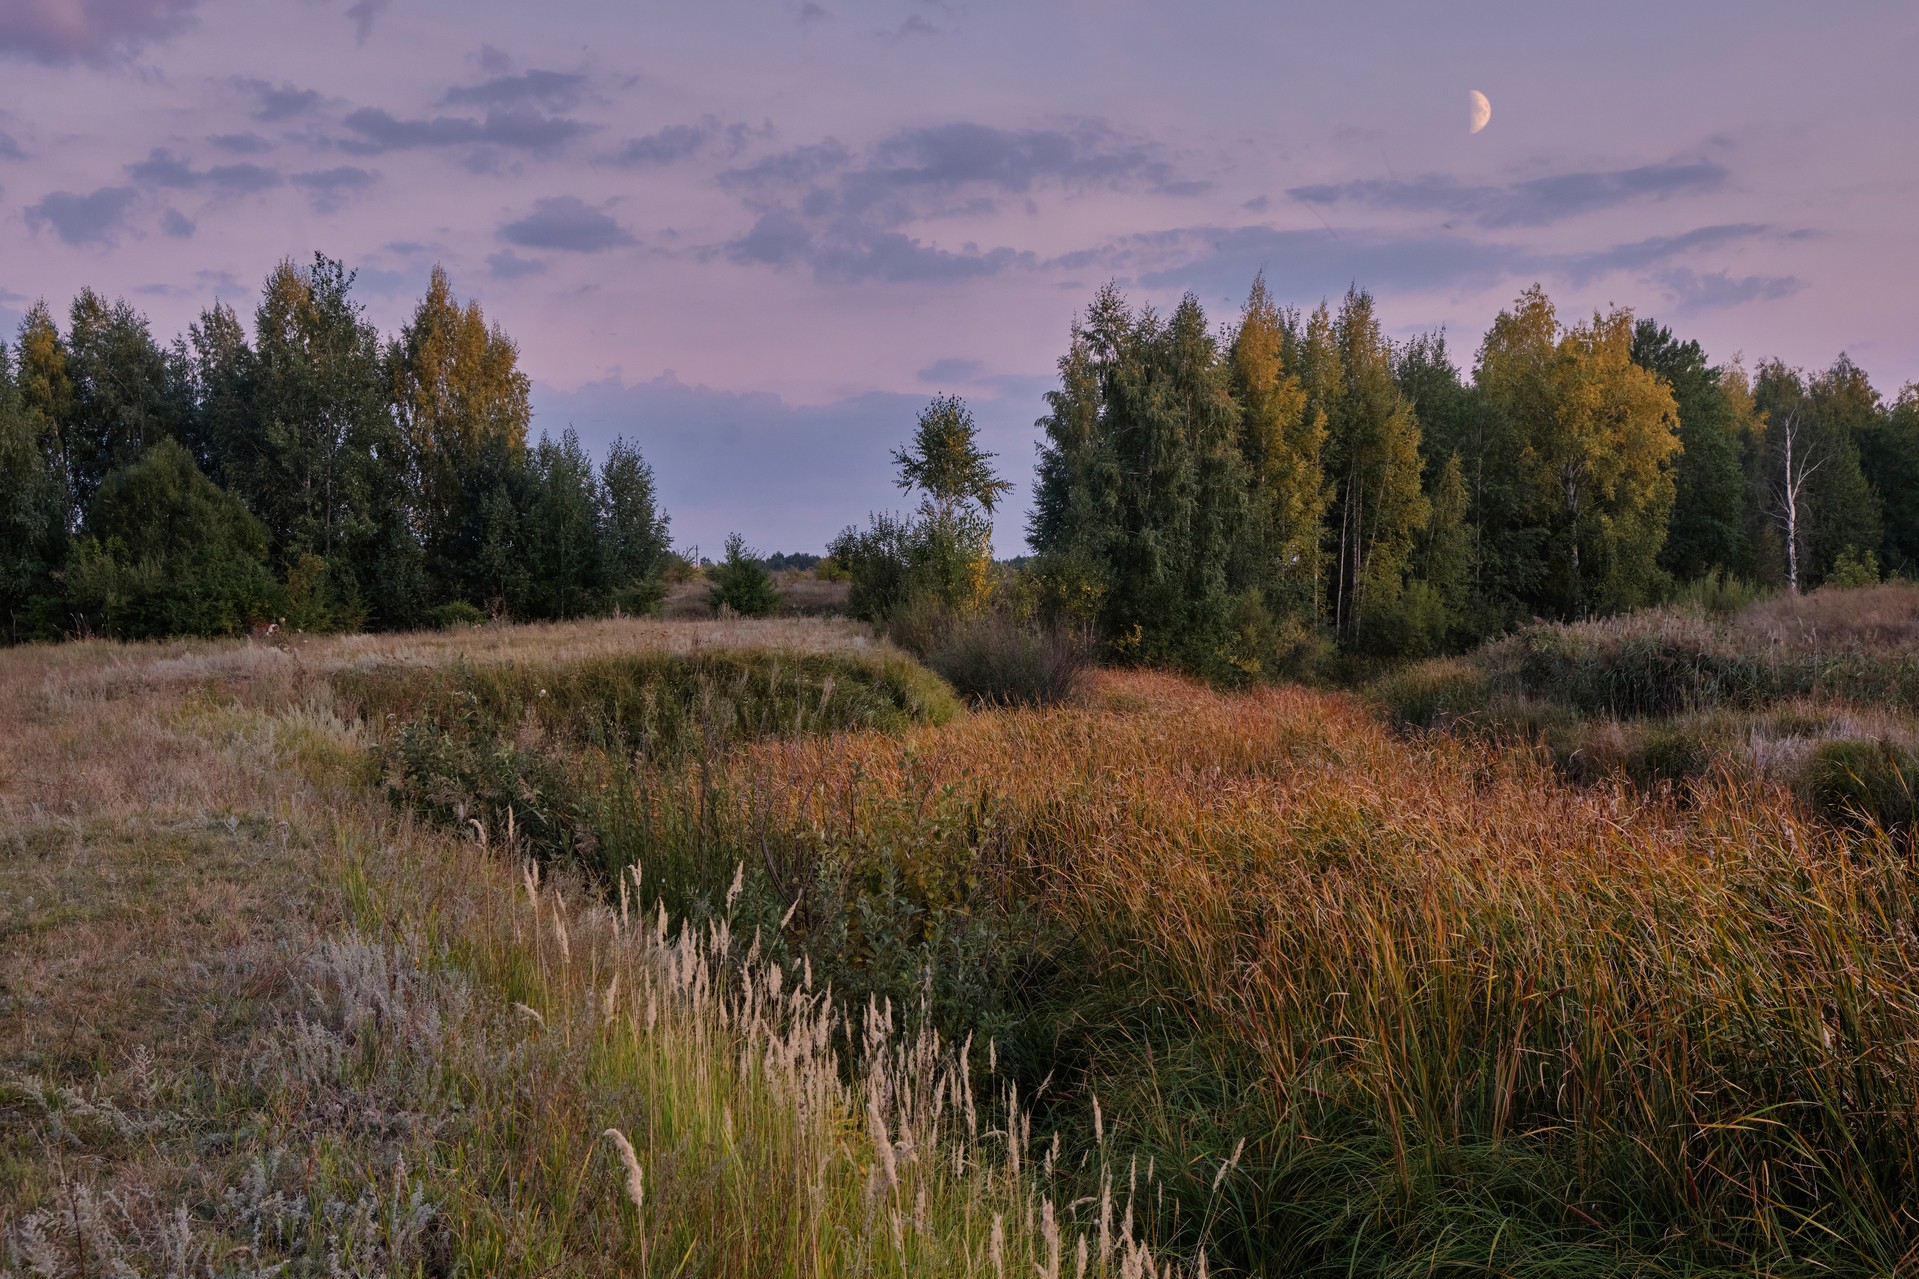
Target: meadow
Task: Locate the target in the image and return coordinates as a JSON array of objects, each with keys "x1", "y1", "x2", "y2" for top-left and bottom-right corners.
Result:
[{"x1": 7, "y1": 601, "x2": 1919, "y2": 1275}]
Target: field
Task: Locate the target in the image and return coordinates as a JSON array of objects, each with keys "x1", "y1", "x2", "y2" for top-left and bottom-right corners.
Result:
[{"x1": 7, "y1": 603, "x2": 1919, "y2": 1275}]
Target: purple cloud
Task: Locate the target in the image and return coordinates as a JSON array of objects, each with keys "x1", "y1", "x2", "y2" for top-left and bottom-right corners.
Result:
[
  {"x1": 611, "y1": 119, "x2": 719, "y2": 168},
  {"x1": 443, "y1": 70, "x2": 589, "y2": 112},
  {"x1": 25, "y1": 186, "x2": 139, "y2": 246},
  {"x1": 237, "y1": 80, "x2": 322, "y2": 123},
  {"x1": 1289, "y1": 162, "x2": 1729, "y2": 230},
  {"x1": 0, "y1": 0, "x2": 198, "y2": 64},
  {"x1": 126, "y1": 148, "x2": 281, "y2": 194},
  {"x1": 291, "y1": 165, "x2": 380, "y2": 211},
  {"x1": 487, "y1": 249, "x2": 547, "y2": 278},
  {"x1": 500, "y1": 197, "x2": 633, "y2": 252},
  {"x1": 340, "y1": 106, "x2": 594, "y2": 154}
]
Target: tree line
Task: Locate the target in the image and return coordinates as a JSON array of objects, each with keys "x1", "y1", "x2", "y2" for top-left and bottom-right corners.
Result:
[
  {"x1": 1015, "y1": 275, "x2": 1919, "y2": 676},
  {"x1": 6, "y1": 255, "x2": 1916, "y2": 667},
  {"x1": 0, "y1": 255, "x2": 671, "y2": 641}
]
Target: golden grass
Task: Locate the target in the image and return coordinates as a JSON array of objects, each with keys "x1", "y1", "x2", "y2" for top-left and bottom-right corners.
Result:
[{"x1": 702, "y1": 669, "x2": 1919, "y2": 1269}]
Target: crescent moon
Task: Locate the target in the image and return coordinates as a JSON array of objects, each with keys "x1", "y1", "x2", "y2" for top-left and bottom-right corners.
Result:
[{"x1": 1468, "y1": 90, "x2": 1492, "y2": 134}]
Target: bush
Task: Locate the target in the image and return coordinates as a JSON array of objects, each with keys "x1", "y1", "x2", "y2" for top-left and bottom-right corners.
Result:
[
  {"x1": 430, "y1": 600, "x2": 487, "y2": 630},
  {"x1": 1825, "y1": 546, "x2": 1882, "y2": 590},
  {"x1": 1807, "y1": 738, "x2": 1919, "y2": 830},
  {"x1": 65, "y1": 439, "x2": 277, "y2": 640},
  {"x1": 919, "y1": 611, "x2": 1088, "y2": 707},
  {"x1": 707, "y1": 533, "x2": 781, "y2": 618},
  {"x1": 1370, "y1": 660, "x2": 1491, "y2": 729}
]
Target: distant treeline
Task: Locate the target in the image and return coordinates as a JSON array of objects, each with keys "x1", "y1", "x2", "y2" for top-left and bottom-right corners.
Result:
[
  {"x1": 0, "y1": 256, "x2": 671, "y2": 641},
  {"x1": 1022, "y1": 276, "x2": 1919, "y2": 674}
]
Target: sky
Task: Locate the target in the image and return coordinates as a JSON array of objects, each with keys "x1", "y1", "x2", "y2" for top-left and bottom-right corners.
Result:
[{"x1": 3, "y1": 1, "x2": 1918, "y2": 554}]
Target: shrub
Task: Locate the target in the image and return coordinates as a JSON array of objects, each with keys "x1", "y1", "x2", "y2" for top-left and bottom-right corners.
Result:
[
  {"x1": 707, "y1": 533, "x2": 780, "y2": 618},
  {"x1": 920, "y1": 611, "x2": 1088, "y2": 707},
  {"x1": 1825, "y1": 546, "x2": 1882, "y2": 590},
  {"x1": 1807, "y1": 738, "x2": 1919, "y2": 829},
  {"x1": 1370, "y1": 659, "x2": 1491, "y2": 729},
  {"x1": 430, "y1": 600, "x2": 487, "y2": 630}
]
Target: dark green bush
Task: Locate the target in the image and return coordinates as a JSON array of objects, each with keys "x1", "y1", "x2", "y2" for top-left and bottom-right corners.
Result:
[
  {"x1": 1807, "y1": 739, "x2": 1919, "y2": 830},
  {"x1": 1370, "y1": 660, "x2": 1491, "y2": 729},
  {"x1": 707, "y1": 533, "x2": 781, "y2": 618},
  {"x1": 430, "y1": 600, "x2": 487, "y2": 629}
]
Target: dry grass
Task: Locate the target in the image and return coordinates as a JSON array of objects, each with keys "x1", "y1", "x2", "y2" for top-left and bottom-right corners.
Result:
[
  {"x1": 689, "y1": 669, "x2": 1919, "y2": 1271},
  {"x1": 0, "y1": 621, "x2": 1179, "y2": 1277}
]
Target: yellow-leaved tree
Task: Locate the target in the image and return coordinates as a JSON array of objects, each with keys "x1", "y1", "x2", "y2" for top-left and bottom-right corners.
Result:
[{"x1": 1477, "y1": 285, "x2": 1679, "y2": 617}]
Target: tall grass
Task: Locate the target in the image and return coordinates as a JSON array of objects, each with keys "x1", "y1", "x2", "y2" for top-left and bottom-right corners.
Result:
[{"x1": 632, "y1": 672, "x2": 1919, "y2": 1274}]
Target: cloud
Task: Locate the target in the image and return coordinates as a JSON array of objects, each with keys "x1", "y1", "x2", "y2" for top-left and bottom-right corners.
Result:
[
  {"x1": 797, "y1": 2, "x2": 830, "y2": 20},
  {"x1": 918, "y1": 357, "x2": 984, "y2": 384},
  {"x1": 1659, "y1": 267, "x2": 1804, "y2": 309},
  {"x1": 1555, "y1": 223, "x2": 1769, "y2": 284},
  {"x1": 340, "y1": 106, "x2": 595, "y2": 154},
  {"x1": 725, "y1": 211, "x2": 1032, "y2": 283},
  {"x1": 160, "y1": 207, "x2": 194, "y2": 237},
  {"x1": 720, "y1": 140, "x2": 853, "y2": 191},
  {"x1": 1127, "y1": 224, "x2": 1519, "y2": 300},
  {"x1": 487, "y1": 250, "x2": 547, "y2": 278},
  {"x1": 345, "y1": 0, "x2": 386, "y2": 43},
  {"x1": 24, "y1": 186, "x2": 139, "y2": 246},
  {"x1": 443, "y1": 69, "x2": 589, "y2": 111},
  {"x1": 126, "y1": 148, "x2": 281, "y2": 194},
  {"x1": 501, "y1": 197, "x2": 634, "y2": 252},
  {"x1": 1289, "y1": 161, "x2": 1728, "y2": 230},
  {"x1": 0, "y1": 130, "x2": 23, "y2": 160},
  {"x1": 0, "y1": 0, "x2": 199, "y2": 64},
  {"x1": 1098, "y1": 218, "x2": 1780, "y2": 308},
  {"x1": 716, "y1": 119, "x2": 1192, "y2": 284},
  {"x1": 611, "y1": 119, "x2": 720, "y2": 168},
  {"x1": 291, "y1": 165, "x2": 379, "y2": 211},
  {"x1": 880, "y1": 14, "x2": 939, "y2": 40},
  {"x1": 238, "y1": 80, "x2": 323, "y2": 123},
  {"x1": 209, "y1": 132, "x2": 273, "y2": 155}
]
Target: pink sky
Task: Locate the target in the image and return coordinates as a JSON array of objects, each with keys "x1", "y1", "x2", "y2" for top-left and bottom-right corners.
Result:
[{"x1": 5, "y1": 0, "x2": 1918, "y2": 550}]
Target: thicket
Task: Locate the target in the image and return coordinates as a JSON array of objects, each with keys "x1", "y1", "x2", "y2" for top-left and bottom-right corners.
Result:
[{"x1": 0, "y1": 258, "x2": 670, "y2": 641}]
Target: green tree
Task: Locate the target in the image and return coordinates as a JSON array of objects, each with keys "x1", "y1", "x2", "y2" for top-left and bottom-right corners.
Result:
[
  {"x1": 237, "y1": 254, "x2": 421, "y2": 627},
  {"x1": 1319, "y1": 288, "x2": 1429, "y2": 646},
  {"x1": 64, "y1": 289, "x2": 191, "y2": 517},
  {"x1": 390, "y1": 265, "x2": 532, "y2": 602},
  {"x1": 1031, "y1": 286, "x2": 1257, "y2": 672},
  {"x1": 1631, "y1": 319, "x2": 1751, "y2": 582},
  {"x1": 1861, "y1": 387, "x2": 1919, "y2": 576},
  {"x1": 187, "y1": 300, "x2": 255, "y2": 484},
  {"x1": 14, "y1": 303, "x2": 76, "y2": 531},
  {"x1": 600, "y1": 435, "x2": 671, "y2": 614},
  {"x1": 709, "y1": 533, "x2": 781, "y2": 617},
  {"x1": 1229, "y1": 273, "x2": 1326, "y2": 621},
  {"x1": 1411, "y1": 450, "x2": 1473, "y2": 648},
  {"x1": 893, "y1": 394, "x2": 1012, "y2": 521},
  {"x1": 0, "y1": 339, "x2": 69, "y2": 640},
  {"x1": 525, "y1": 428, "x2": 605, "y2": 620},
  {"x1": 65, "y1": 438, "x2": 275, "y2": 639}
]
